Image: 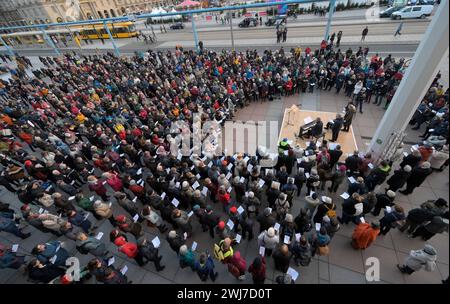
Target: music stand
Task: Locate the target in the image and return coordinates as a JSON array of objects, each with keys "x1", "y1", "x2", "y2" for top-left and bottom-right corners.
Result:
[{"x1": 286, "y1": 109, "x2": 295, "y2": 126}]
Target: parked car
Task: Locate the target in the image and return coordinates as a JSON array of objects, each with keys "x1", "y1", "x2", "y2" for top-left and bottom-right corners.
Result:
[
  {"x1": 379, "y1": 6, "x2": 405, "y2": 18},
  {"x1": 391, "y1": 5, "x2": 433, "y2": 19},
  {"x1": 238, "y1": 17, "x2": 258, "y2": 27},
  {"x1": 170, "y1": 22, "x2": 184, "y2": 29},
  {"x1": 265, "y1": 15, "x2": 286, "y2": 26}
]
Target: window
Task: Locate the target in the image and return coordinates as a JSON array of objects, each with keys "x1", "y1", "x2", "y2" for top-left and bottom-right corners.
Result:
[
  {"x1": 412, "y1": 7, "x2": 422, "y2": 11},
  {"x1": 403, "y1": 8, "x2": 412, "y2": 12}
]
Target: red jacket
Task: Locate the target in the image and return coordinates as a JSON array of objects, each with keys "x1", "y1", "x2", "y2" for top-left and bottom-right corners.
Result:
[
  {"x1": 218, "y1": 192, "x2": 231, "y2": 207},
  {"x1": 248, "y1": 256, "x2": 266, "y2": 281},
  {"x1": 114, "y1": 236, "x2": 138, "y2": 258},
  {"x1": 89, "y1": 181, "x2": 107, "y2": 196},
  {"x1": 129, "y1": 184, "x2": 145, "y2": 196},
  {"x1": 107, "y1": 174, "x2": 123, "y2": 192}
]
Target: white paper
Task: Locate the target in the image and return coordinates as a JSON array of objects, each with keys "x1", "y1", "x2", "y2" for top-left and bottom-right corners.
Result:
[
  {"x1": 89, "y1": 196, "x2": 95, "y2": 202},
  {"x1": 239, "y1": 177, "x2": 245, "y2": 183},
  {"x1": 295, "y1": 233, "x2": 301, "y2": 242},
  {"x1": 95, "y1": 232, "x2": 104, "y2": 240},
  {"x1": 120, "y1": 265, "x2": 128, "y2": 275},
  {"x1": 137, "y1": 168, "x2": 142, "y2": 175},
  {"x1": 192, "y1": 181, "x2": 200, "y2": 190},
  {"x1": 208, "y1": 162, "x2": 213, "y2": 168},
  {"x1": 50, "y1": 255, "x2": 57, "y2": 264},
  {"x1": 226, "y1": 172, "x2": 232, "y2": 180},
  {"x1": 191, "y1": 241, "x2": 198, "y2": 251},
  {"x1": 109, "y1": 202, "x2": 113, "y2": 207},
  {"x1": 247, "y1": 164, "x2": 253, "y2": 172},
  {"x1": 137, "y1": 179, "x2": 142, "y2": 184},
  {"x1": 317, "y1": 141, "x2": 322, "y2": 147},
  {"x1": 329, "y1": 143, "x2": 338, "y2": 150},
  {"x1": 188, "y1": 211, "x2": 194, "y2": 218},
  {"x1": 133, "y1": 214, "x2": 139, "y2": 222},
  {"x1": 184, "y1": 232, "x2": 188, "y2": 240},
  {"x1": 196, "y1": 174, "x2": 201, "y2": 179},
  {"x1": 368, "y1": 163, "x2": 374, "y2": 169},
  {"x1": 235, "y1": 234, "x2": 242, "y2": 243},
  {"x1": 227, "y1": 186, "x2": 232, "y2": 193},
  {"x1": 152, "y1": 236, "x2": 161, "y2": 248},
  {"x1": 321, "y1": 196, "x2": 327, "y2": 202},
  {"x1": 172, "y1": 198, "x2": 180, "y2": 207},
  {"x1": 287, "y1": 267, "x2": 299, "y2": 281},
  {"x1": 315, "y1": 223, "x2": 321, "y2": 231},
  {"x1": 244, "y1": 156, "x2": 250, "y2": 163},
  {"x1": 227, "y1": 219, "x2": 234, "y2": 230},
  {"x1": 245, "y1": 192, "x2": 249, "y2": 198},
  {"x1": 259, "y1": 246, "x2": 265, "y2": 256},
  {"x1": 348, "y1": 176, "x2": 356, "y2": 184},
  {"x1": 258, "y1": 179, "x2": 265, "y2": 188},
  {"x1": 161, "y1": 192, "x2": 166, "y2": 200},
  {"x1": 412, "y1": 144, "x2": 419, "y2": 150},
  {"x1": 284, "y1": 150, "x2": 288, "y2": 156},
  {"x1": 177, "y1": 153, "x2": 183, "y2": 161},
  {"x1": 403, "y1": 152, "x2": 408, "y2": 157},
  {"x1": 385, "y1": 206, "x2": 392, "y2": 213},
  {"x1": 27, "y1": 120, "x2": 35, "y2": 127},
  {"x1": 175, "y1": 182, "x2": 180, "y2": 188},
  {"x1": 84, "y1": 213, "x2": 89, "y2": 220},
  {"x1": 274, "y1": 223, "x2": 280, "y2": 231},
  {"x1": 108, "y1": 257, "x2": 115, "y2": 266},
  {"x1": 11, "y1": 244, "x2": 19, "y2": 252},
  {"x1": 102, "y1": 181, "x2": 107, "y2": 185},
  {"x1": 340, "y1": 192, "x2": 350, "y2": 200},
  {"x1": 305, "y1": 173, "x2": 310, "y2": 178},
  {"x1": 284, "y1": 235, "x2": 291, "y2": 244},
  {"x1": 237, "y1": 206, "x2": 245, "y2": 214},
  {"x1": 201, "y1": 187, "x2": 208, "y2": 196},
  {"x1": 38, "y1": 208, "x2": 44, "y2": 214},
  {"x1": 305, "y1": 151, "x2": 310, "y2": 156},
  {"x1": 360, "y1": 217, "x2": 366, "y2": 224},
  {"x1": 139, "y1": 180, "x2": 144, "y2": 187},
  {"x1": 267, "y1": 208, "x2": 272, "y2": 214},
  {"x1": 304, "y1": 116, "x2": 313, "y2": 124},
  {"x1": 227, "y1": 163, "x2": 233, "y2": 170}
]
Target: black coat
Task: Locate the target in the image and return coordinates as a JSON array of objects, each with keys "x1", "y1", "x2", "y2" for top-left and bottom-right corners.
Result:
[
  {"x1": 28, "y1": 264, "x2": 65, "y2": 283},
  {"x1": 272, "y1": 250, "x2": 292, "y2": 273},
  {"x1": 329, "y1": 149, "x2": 343, "y2": 165},
  {"x1": 407, "y1": 167, "x2": 432, "y2": 187},
  {"x1": 399, "y1": 155, "x2": 421, "y2": 169},
  {"x1": 387, "y1": 170, "x2": 410, "y2": 189}
]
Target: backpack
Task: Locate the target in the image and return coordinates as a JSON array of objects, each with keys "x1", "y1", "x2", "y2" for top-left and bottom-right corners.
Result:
[
  {"x1": 213, "y1": 243, "x2": 224, "y2": 261},
  {"x1": 325, "y1": 204, "x2": 337, "y2": 218}
]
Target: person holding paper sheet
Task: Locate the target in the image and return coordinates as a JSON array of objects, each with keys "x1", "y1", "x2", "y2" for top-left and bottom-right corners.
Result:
[
  {"x1": 257, "y1": 227, "x2": 279, "y2": 257},
  {"x1": 304, "y1": 193, "x2": 320, "y2": 219},
  {"x1": 67, "y1": 209, "x2": 93, "y2": 234},
  {"x1": 345, "y1": 151, "x2": 362, "y2": 177},
  {"x1": 76, "y1": 232, "x2": 109, "y2": 258},
  {"x1": 399, "y1": 150, "x2": 422, "y2": 170},
  {"x1": 400, "y1": 162, "x2": 433, "y2": 195},
  {"x1": 138, "y1": 238, "x2": 165, "y2": 272},
  {"x1": 275, "y1": 193, "x2": 290, "y2": 222},
  {"x1": 324, "y1": 217, "x2": 341, "y2": 239},
  {"x1": 32, "y1": 240, "x2": 70, "y2": 267},
  {"x1": 60, "y1": 221, "x2": 84, "y2": 241},
  {"x1": 379, "y1": 205, "x2": 405, "y2": 236},
  {"x1": 0, "y1": 211, "x2": 31, "y2": 239},
  {"x1": 347, "y1": 176, "x2": 367, "y2": 196},
  {"x1": 26, "y1": 259, "x2": 66, "y2": 284},
  {"x1": 0, "y1": 243, "x2": 26, "y2": 270},
  {"x1": 339, "y1": 193, "x2": 364, "y2": 225},
  {"x1": 171, "y1": 208, "x2": 192, "y2": 238},
  {"x1": 281, "y1": 178, "x2": 297, "y2": 205},
  {"x1": 115, "y1": 214, "x2": 144, "y2": 239},
  {"x1": 364, "y1": 160, "x2": 391, "y2": 192},
  {"x1": 306, "y1": 168, "x2": 320, "y2": 196},
  {"x1": 313, "y1": 197, "x2": 337, "y2": 224},
  {"x1": 272, "y1": 244, "x2": 292, "y2": 273},
  {"x1": 179, "y1": 245, "x2": 196, "y2": 271},
  {"x1": 228, "y1": 251, "x2": 247, "y2": 281},
  {"x1": 281, "y1": 214, "x2": 296, "y2": 242},
  {"x1": 290, "y1": 235, "x2": 312, "y2": 266},
  {"x1": 87, "y1": 175, "x2": 109, "y2": 201},
  {"x1": 328, "y1": 165, "x2": 347, "y2": 193},
  {"x1": 141, "y1": 205, "x2": 168, "y2": 233},
  {"x1": 310, "y1": 227, "x2": 331, "y2": 256},
  {"x1": 87, "y1": 258, "x2": 129, "y2": 284},
  {"x1": 93, "y1": 200, "x2": 117, "y2": 227}
]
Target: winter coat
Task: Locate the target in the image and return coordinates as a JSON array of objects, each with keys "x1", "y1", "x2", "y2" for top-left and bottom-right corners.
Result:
[
  {"x1": 429, "y1": 150, "x2": 449, "y2": 169},
  {"x1": 404, "y1": 249, "x2": 437, "y2": 271},
  {"x1": 257, "y1": 231, "x2": 279, "y2": 249},
  {"x1": 76, "y1": 237, "x2": 106, "y2": 256},
  {"x1": 351, "y1": 223, "x2": 379, "y2": 249},
  {"x1": 94, "y1": 203, "x2": 113, "y2": 218},
  {"x1": 407, "y1": 166, "x2": 432, "y2": 187},
  {"x1": 88, "y1": 180, "x2": 107, "y2": 196},
  {"x1": 422, "y1": 216, "x2": 449, "y2": 234},
  {"x1": 248, "y1": 256, "x2": 266, "y2": 282},
  {"x1": 35, "y1": 241, "x2": 69, "y2": 267},
  {"x1": 180, "y1": 249, "x2": 197, "y2": 269},
  {"x1": 387, "y1": 169, "x2": 410, "y2": 190},
  {"x1": 107, "y1": 175, "x2": 123, "y2": 192},
  {"x1": 38, "y1": 213, "x2": 65, "y2": 232}
]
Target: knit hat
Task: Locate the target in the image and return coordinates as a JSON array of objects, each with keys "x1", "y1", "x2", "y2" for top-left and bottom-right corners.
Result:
[
  {"x1": 267, "y1": 227, "x2": 275, "y2": 237},
  {"x1": 61, "y1": 274, "x2": 72, "y2": 285},
  {"x1": 230, "y1": 206, "x2": 237, "y2": 214},
  {"x1": 263, "y1": 207, "x2": 272, "y2": 216},
  {"x1": 179, "y1": 245, "x2": 188, "y2": 255},
  {"x1": 285, "y1": 214, "x2": 293, "y2": 223},
  {"x1": 271, "y1": 181, "x2": 280, "y2": 190},
  {"x1": 357, "y1": 176, "x2": 364, "y2": 183},
  {"x1": 168, "y1": 230, "x2": 177, "y2": 239},
  {"x1": 248, "y1": 191, "x2": 255, "y2": 198},
  {"x1": 218, "y1": 221, "x2": 225, "y2": 230},
  {"x1": 193, "y1": 205, "x2": 200, "y2": 211},
  {"x1": 387, "y1": 190, "x2": 396, "y2": 198},
  {"x1": 205, "y1": 205, "x2": 213, "y2": 212},
  {"x1": 182, "y1": 181, "x2": 190, "y2": 189},
  {"x1": 339, "y1": 165, "x2": 347, "y2": 172},
  {"x1": 404, "y1": 165, "x2": 412, "y2": 172},
  {"x1": 423, "y1": 244, "x2": 437, "y2": 255},
  {"x1": 322, "y1": 196, "x2": 332, "y2": 204}
]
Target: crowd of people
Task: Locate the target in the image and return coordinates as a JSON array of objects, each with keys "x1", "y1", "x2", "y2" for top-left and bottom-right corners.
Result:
[{"x1": 0, "y1": 41, "x2": 448, "y2": 284}]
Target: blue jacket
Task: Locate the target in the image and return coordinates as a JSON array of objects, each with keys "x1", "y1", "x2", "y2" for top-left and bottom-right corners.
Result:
[
  {"x1": 36, "y1": 241, "x2": 70, "y2": 267},
  {"x1": 194, "y1": 256, "x2": 215, "y2": 276}
]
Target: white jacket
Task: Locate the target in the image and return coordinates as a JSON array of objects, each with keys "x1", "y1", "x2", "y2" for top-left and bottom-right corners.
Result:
[
  {"x1": 429, "y1": 150, "x2": 449, "y2": 169},
  {"x1": 404, "y1": 250, "x2": 437, "y2": 272},
  {"x1": 258, "y1": 231, "x2": 279, "y2": 250}
]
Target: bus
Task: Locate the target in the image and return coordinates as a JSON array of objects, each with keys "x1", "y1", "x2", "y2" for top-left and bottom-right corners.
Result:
[{"x1": 78, "y1": 21, "x2": 137, "y2": 40}]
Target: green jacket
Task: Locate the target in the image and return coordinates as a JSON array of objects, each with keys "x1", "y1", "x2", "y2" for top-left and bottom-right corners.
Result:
[
  {"x1": 180, "y1": 249, "x2": 196, "y2": 269},
  {"x1": 77, "y1": 197, "x2": 94, "y2": 211}
]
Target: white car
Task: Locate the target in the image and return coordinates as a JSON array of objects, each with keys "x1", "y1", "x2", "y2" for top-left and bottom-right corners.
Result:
[{"x1": 391, "y1": 5, "x2": 433, "y2": 19}]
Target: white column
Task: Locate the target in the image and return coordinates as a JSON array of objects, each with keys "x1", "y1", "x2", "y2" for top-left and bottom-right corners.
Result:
[{"x1": 367, "y1": 0, "x2": 449, "y2": 159}]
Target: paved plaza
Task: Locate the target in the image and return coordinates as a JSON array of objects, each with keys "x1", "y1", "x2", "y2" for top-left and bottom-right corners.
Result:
[{"x1": 0, "y1": 57, "x2": 448, "y2": 283}]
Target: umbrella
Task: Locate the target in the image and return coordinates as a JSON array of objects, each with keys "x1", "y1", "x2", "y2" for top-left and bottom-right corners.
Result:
[{"x1": 176, "y1": 0, "x2": 201, "y2": 8}]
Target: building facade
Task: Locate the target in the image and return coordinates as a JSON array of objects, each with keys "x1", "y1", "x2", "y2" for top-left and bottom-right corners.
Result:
[{"x1": 0, "y1": 0, "x2": 185, "y2": 27}]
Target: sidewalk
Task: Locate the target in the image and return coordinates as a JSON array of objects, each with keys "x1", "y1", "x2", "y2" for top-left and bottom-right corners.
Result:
[{"x1": 157, "y1": 33, "x2": 423, "y2": 48}]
